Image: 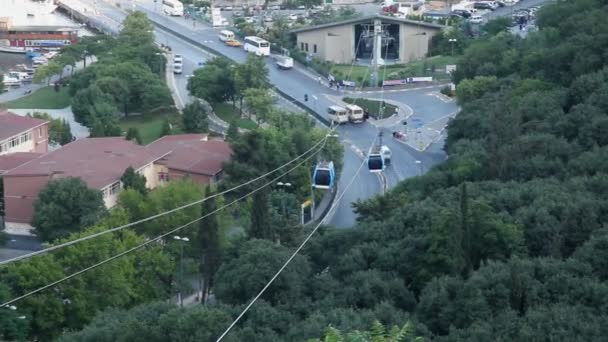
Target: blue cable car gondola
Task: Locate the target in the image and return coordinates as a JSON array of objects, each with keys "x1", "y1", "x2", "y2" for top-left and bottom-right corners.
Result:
[
  {"x1": 312, "y1": 161, "x2": 335, "y2": 189},
  {"x1": 368, "y1": 147, "x2": 385, "y2": 173}
]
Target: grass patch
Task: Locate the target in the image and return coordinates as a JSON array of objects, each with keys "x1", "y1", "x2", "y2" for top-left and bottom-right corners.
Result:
[
  {"x1": 330, "y1": 55, "x2": 458, "y2": 86},
  {"x1": 2, "y1": 86, "x2": 71, "y2": 109},
  {"x1": 343, "y1": 97, "x2": 398, "y2": 119},
  {"x1": 119, "y1": 111, "x2": 179, "y2": 144},
  {"x1": 214, "y1": 103, "x2": 258, "y2": 130}
]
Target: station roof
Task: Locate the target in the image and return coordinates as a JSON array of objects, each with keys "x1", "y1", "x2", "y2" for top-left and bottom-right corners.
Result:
[{"x1": 291, "y1": 14, "x2": 444, "y2": 34}]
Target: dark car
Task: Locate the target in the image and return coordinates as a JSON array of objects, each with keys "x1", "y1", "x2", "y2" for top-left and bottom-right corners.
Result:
[
  {"x1": 451, "y1": 9, "x2": 471, "y2": 18},
  {"x1": 474, "y1": 2, "x2": 494, "y2": 10}
]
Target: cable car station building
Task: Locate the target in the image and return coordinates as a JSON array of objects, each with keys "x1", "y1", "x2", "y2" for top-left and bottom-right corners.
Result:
[{"x1": 292, "y1": 15, "x2": 443, "y2": 64}]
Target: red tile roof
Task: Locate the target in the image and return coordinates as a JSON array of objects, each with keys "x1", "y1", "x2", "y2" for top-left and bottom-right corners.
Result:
[
  {"x1": 0, "y1": 152, "x2": 42, "y2": 173},
  {"x1": 147, "y1": 134, "x2": 232, "y2": 176},
  {"x1": 4, "y1": 137, "x2": 170, "y2": 189},
  {"x1": 0, "y1": 111, "x2": 48, "y2": 141}
]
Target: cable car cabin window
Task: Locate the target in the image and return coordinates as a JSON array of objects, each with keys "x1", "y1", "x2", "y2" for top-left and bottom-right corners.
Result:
[
  {"x1": 314, "y1": 169, "x2": 331, "y2": 187},
  {"x1": 368, "y1": 155, "x2": 384, "y2": 171}
]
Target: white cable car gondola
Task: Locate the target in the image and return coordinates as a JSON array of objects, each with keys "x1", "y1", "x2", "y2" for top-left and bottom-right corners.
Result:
[{"x1": 312, "y1": 161, "x2": 335, "y2": 189}]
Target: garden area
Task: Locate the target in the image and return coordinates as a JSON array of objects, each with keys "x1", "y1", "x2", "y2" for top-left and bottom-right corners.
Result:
[
  {"x1": 118, "y1": 111, "x2": 181, "y2": 144},
  {"x1": 1, "y1": 86, "x2": 71, "y2": 109},
  {"x1": 343, "y1": 97, "x2": 399, "y2": 119},
  {"x1": 329, "y1": 55, "x2": 458, "y2": 86},
  {"x1": 214, "y1": 103, "x2": 257, "y2": 130}
]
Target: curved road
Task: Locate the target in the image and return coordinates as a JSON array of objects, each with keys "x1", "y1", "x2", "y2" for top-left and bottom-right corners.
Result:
[{"x1": 75, "y1": 0, "x2": 456, "y2": 227}]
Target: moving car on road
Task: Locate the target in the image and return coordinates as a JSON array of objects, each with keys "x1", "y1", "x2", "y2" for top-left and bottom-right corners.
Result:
[
  {"x1": 275, "y1": 55, "x2": 294, "y2": 69},
  {"x1": 226, "y1": 39, "x2": 242, "y2": 47}
]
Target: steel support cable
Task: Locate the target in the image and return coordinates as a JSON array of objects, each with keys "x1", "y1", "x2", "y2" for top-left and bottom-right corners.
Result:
[
  {"x1": 215, "y1": 135, "x2": 379, "y2": 342},
  {"x1": 0, "y1": 136, "x2": 328, "y2": 308},
  {"x1": 0, "y1": 126, "x2": 337, "y2": 267}
]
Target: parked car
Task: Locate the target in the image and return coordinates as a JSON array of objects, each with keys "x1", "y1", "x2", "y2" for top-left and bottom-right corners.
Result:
[
  {"x1": 223, "y1": 6, "x2": 233, "y2": 11},
  {"x1": 233, "y1": 10, "x2": 243, "y2": 17},
  {"x1": 473, "y1": 2, "x2": 494, "y2": 10},
  {"x1": 244, "y1": 17, "x2": 255, "y2": 23},
  {"x1": 288, "y1": 13, "x2": 298, "y2": 21},
  {"x1": 297, "y1": 5, "x2": 306, "y2": 9},
  {"x1": 173, "y1": 54, "x2": 183, "y2": 64},
  {"x1": 451, "y1": 9, "x2": 471, "y2": 18},
  {"x1": 469, "y1": 15, "x2": 484, "y2": 24},
  {"x1": 269, "y1": 5, "x2": 280, "y2": 10}
]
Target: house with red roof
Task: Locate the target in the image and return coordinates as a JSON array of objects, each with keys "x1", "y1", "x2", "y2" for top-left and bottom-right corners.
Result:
[
  {"x1": 0, "y1": 110, "x2": 49, "y2": 156},
  {"x1": 1, "y1": 133, "x2": 232, "y2": 233}
]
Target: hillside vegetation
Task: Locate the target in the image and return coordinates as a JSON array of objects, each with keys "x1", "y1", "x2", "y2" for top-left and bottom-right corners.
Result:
[{"x1": 59, "y1": 0, "x2": 608, "y2": 340}]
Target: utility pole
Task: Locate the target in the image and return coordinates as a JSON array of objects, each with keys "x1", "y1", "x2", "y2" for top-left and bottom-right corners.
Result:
[{"x1": 370, "y1": 19, "x2": 382, "y2": 88}]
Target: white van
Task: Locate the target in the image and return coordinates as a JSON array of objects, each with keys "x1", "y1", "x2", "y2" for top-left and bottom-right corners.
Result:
[
  {"x1": 380, "y1": 145, "x2": 391, "y2": 166},
  {"x1": 218, "y1": 30, "x2": 235, "y2": 42},
  {"x1": 345, "y1": 104, "x2": 365, "y2": 123},
  {"x1": 327, "y1": 105, "x2": 348, "y2": 124}
]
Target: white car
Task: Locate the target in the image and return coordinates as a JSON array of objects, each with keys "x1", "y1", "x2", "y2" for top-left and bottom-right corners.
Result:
[
  {"x1": 288, "y1": 14, "x2": 298, "y2": 21},
  {"x1": 244, "y1": 16, "x2": 255, "y2": 23},
  {"x1": 269, "y1": 5, "x2": 280, "y2": 10},
  {"x1": 173, "y1": 54, "x2": 183, "y2": 64},
  {"x1": 469, "y1": 15, "x2": 483, "y2": 24},
  {"x1": 297, "y1": 5, "x2": 306, "y2": 9},
  {"x1": 173, "y1": 63, "x2": 183, "y2": 74}
]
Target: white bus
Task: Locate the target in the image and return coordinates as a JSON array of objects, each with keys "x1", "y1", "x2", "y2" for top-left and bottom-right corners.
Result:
[
  {"x1": 163, "y1": 0, "x2": 184, "y2": 16},
  {"x1": 243, "y1": 36, "x2": 270, "y2": 57}
]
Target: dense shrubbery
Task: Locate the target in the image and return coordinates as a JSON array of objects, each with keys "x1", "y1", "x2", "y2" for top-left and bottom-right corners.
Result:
[{"x1": 39, "y1": 0, "x2": 608, "y2": 341}]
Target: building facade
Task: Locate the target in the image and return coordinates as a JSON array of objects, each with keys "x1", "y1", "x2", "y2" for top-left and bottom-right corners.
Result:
[
  {"x1": 1, "y1": 134, "x2": 232, "y2": 231},
  {"x1": 0, "y1": 111, "x2": 49, "y2": 156},
  {"x1": 293, "y1": 15, "x2": 443, "y2": 65},
  {"x1": 0, "y1": 18, "x2": 79, "y2": 49}
]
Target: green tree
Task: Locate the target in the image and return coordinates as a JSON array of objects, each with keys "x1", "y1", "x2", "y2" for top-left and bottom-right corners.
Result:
[
  {"x1": 226, "y1": 119, "x2": 239, "y2": 142},
  {"x1": 244, "y1": 88, "x2": 274, "y2": 123},
  {"x1": 214, "y1": 239, "x2": 311, "y2": 305},
  {"x1": 34, "y1": 61, "x2": 63, "y2": 86},
  {"x1": 120, "y1": 166, "x2": 147, "y2": 194},
  {"x1": 125, "y1": 127, "x2": 143, "y2": 144},
  {"x1": 482, "y1": 17, "x2": 511, "y2": 36},
  {"x1": 32, "y1": 177, "x2": 106, "y2": 242},
  {"x1": 310, "y1": 321, "x2": 422, "y2": 342},
  {"x1": 119, "y1": 179, "x2": 204, "y2": 237},
  {"x1": 250, "y1": 190, "x2": 271, "y2": 240},
  {"x1": 183, "y1": 101, "x2": 209, "y2": 133},
  {"x1": 197, "y1": 187, "x2": 222, "y2": 304},
  {"x1": 27, "y1": 112, "x2": 73, "y2": 145},
  {"x1": 1, "y1": 211, "x2": 173, "y2": 340},
  {"x1": 455, "y1": 75, "x2": 498, "y2": 105},
  {"x1": 188, "y1": 57, "x2": 235, "y2": 104},
  {"x1": 161, "y1": 118, "x2": 172, "y2": 136}
]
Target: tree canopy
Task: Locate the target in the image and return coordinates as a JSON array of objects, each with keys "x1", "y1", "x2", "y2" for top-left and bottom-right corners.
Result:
[{"x1": 32, "y1": 177, "x2": 106, "y2": 242}]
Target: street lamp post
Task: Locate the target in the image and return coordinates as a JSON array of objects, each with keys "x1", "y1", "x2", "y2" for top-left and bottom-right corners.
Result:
[
  {"x1": 173, "y1": 235, "x2": 190, "y2": 307},
  {"x1": 415, "y1": 160, "x2": 423, "y2": 176},
  {"x1": 448, "y1": 38, "x2": 457, "y2": 56},
  {"x1": 276, "y1": 182, "x2": 293, "y2": 218}
]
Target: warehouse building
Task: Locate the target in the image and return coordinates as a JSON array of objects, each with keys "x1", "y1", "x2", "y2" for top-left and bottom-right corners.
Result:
[{"x1": 292, "y1": 15, "x2": 443, "y2": 64}]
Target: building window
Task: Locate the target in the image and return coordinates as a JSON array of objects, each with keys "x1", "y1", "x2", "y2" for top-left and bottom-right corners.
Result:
[
  {"x1": 158, "y1": 172, "x2": 170, "y2": 182},
  {"x1": 20, "y1": 132, "x2": 31, "y2": 144},
  {"x1": 104, "y1": 182, "x2": 121, "y2": 198},
  {"x1": 300, "y1": 42, "x2": 304, "y2": 50},
  {"x1": 38, "y1": 127, "x2": 44, "y2": 137},
  {"x1": 313, "y1": 44, "x2": 317, "y2": 53},
  {"x1": 8, "y1": 137, "x2": 19, "y2": 148},
  {"x1": 0, "y1": 143, "x2": 6, "y2": 153}
]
